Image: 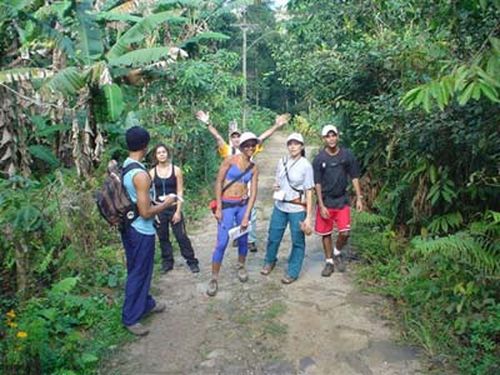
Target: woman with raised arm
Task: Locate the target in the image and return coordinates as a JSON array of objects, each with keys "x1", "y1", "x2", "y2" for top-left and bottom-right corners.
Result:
[
  {"x1": 196, "y1": 110, "x2": 290, "y2": 252},
  {"x1": 260, "y1": 133, "x2": 314, "y2": 284},
  {"x1": 149, "y1": 144, "x2": 199, "y2": 274},
  {"x1": 206, "y1": 132, "x2": 260, "y2": 297}
]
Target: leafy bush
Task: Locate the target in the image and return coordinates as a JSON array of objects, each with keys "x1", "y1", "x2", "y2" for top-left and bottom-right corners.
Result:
[{"x1": 352, "y1": 211, "x2": 500, "y2": 374}]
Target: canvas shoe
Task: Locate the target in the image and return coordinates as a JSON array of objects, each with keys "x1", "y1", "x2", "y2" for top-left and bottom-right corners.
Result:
[
  {"x1": 125, "y1": 323, "x2": 149, "y2": 336},
  {"x1": 150, "y1": 302, "x2": 166, "y2": 314}
]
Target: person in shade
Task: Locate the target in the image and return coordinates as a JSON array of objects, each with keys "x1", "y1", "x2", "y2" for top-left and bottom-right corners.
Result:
[
  {"x1": 260, "y1": 133, "x2": 314, "y2": 284},
  {"x1": 206, "y1": 132, "x2": 260, "y2": 297},
  {"x1": 149, "y1": 143, "x2": 200, "y2": 274},
  {"x1": 312, "y1": 124, "x2": 364, "y2": 277},
  {"x1": 121, "y1": 126, "x2": 177, "y2": 336},
  {"x1": 195, "y1": 110, "x2": 290, "y2": 252}
]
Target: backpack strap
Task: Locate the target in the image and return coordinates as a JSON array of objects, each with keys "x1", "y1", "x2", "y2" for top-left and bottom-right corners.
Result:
[
  {"x1": 120, "y1": 162, "x2": 148, "y2": 229},
  {"x1": 122, "y1": 161, "x2": 146, "y2": 177}
]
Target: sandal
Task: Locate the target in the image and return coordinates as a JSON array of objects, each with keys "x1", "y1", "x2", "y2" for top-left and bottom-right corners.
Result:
[
  {"x1": 281, "y1": 275, "x2": 297, "y2": 285},
  {"x1": 260, "y1": 263, "x2": 275, "y2": 276}
]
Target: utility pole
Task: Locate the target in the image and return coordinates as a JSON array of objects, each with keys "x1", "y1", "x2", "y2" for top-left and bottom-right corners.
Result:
[{"x1": 232, "y1": 14, "x2": 257, "y2": 129}]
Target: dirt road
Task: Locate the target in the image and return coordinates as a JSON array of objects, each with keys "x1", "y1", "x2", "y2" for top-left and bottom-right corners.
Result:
[{"x1": 105, "y1": 132, "x2": 422, "y2": 375}]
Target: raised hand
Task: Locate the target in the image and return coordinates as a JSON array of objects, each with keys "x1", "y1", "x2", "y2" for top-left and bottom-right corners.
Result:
[
  {"x1": 195, "y1": 110, "x2": 210, "y2": 125},
  {"x1": 275, "y1": 113, "x2": 291, "y2": 128}
]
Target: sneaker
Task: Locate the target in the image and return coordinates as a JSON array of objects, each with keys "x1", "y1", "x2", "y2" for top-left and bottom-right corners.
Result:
[
  {"x1": 248, "y1": 242, "x2": 258, "y2": 252},
  {"x1": 207, "y1": 279, "x2": 218, "y2": 297},
  {"x1": 237, "y1": 264, "x2": 249, "y2": 282},
  {"x1": 125, "y1": 323, "x2": 149, "y2": 336},
  {"x1": 150, "y1": 302, "x2": 166, "y2": 314},
  {"x1": 189, "y1": 263, "x2": 200, "y2": 273},
  {"x1": 321, "y1": 262, "x2": 334, "y2": 277},
  {"x1": 161, "y1": 265, "x2": 173, "y2": 274},
  {"x1": 333, "y1": 253, "x2": 346, "y2": 273}
]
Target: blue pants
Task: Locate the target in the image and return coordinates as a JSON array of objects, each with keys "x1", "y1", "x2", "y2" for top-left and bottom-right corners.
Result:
[
  {"x1": 212, "y1": 203, "x2": 249, "y2": 263},
  {"x1": 121, "y1": 226, "x2": 157, "y2": 326},
  {"x1": 264, "y1": 207, "x2": 306, "y2": 279}
]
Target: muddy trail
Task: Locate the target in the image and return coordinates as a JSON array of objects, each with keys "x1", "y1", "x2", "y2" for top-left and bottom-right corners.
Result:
[{"x1": 104, "y1": 132, "x2": 422, "y2": 375}]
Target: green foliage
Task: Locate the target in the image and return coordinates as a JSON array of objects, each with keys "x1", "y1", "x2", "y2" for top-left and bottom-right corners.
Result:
[
  {"x1": 401, "y1": 38, "x2": 500, "y2": 111},
  {"x1": 0, "y1": 275, "x2": 127, "y2": 374},
  {"x1": 352, "y1": 210, "x2": 500, "y2": 374},
  {"x1": 102, "y1": 83, "x2": 124, "y2": 121},
  {"x1": 106, "y1": 11, "x2": 187, "y2": 59}
]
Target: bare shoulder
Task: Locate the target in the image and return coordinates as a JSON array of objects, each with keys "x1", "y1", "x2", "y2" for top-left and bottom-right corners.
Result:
[
  {"x1": 174, "y1": 165, "x2": 183, "y2": 176},
  {"x1": 133, "y1": 170, "x2": 151, "y2": 188}
]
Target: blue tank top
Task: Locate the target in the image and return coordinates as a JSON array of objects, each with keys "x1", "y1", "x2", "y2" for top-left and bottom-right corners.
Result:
[
  {"x1": 226, "y1": 161, "x2": 253, "y2": 184},
  {"x1": 122, "y1": 158, "x2": 155, "y2": 235}
]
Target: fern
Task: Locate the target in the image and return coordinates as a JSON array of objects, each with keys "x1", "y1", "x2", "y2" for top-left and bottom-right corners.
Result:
[
  {"x1": 353, "y1": 211, "x2": 391, "y2": 226},
  {"x1": 427, "y1": 212, "x2": 464, "y2": 235},
  {"x1": 411, "y1": 231, "x2": 499, "y2": 278}
]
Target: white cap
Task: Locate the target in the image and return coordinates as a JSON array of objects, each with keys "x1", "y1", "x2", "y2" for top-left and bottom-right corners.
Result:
[
  {"x1": 321, "y1": 124, "x2": 339, "y2": 137},
  {"x1": 286, "y1": 132, "x2": 304, "y2": 144},
  {"x1": 239, "y1": 132, "x2": 259, "y2": 146}
]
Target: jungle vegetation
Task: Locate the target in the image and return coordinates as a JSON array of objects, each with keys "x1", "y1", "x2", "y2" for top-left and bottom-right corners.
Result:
[{"x1": 0, "y1": 1, "x2": 498, "y2": 374}]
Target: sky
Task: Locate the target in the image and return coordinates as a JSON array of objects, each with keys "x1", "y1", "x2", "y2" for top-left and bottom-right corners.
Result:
[{"x1": 272, "y1": 0, "x2": 289, "y2": 8}]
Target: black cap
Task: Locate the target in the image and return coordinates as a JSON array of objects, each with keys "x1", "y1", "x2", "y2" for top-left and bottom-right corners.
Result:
[{"x1": 125, "y1": 126, "x2": 150, "y2": 151}]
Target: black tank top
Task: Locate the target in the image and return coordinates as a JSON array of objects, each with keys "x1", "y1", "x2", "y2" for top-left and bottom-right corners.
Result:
[{"x1": 153, "y1": 165, "x2": 177, "y2": 197}]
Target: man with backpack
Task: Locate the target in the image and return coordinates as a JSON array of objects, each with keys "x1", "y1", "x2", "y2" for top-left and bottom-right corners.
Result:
[
  {"x1": 312, "y1": 124, "x2": 364, "y2": 277},
  {"x1": 120, "y1": 126, "x2": 176, "y2": 336}
]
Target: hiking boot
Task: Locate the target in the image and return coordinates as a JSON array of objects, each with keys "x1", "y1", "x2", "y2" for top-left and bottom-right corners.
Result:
[
  {"x1": 150, "y1": 302, "x2": 166, "y2": 314},
  {"x1": 321, "y1": 262, "x2": 334, "y2": 277},
  {"x1": 207, "y1": 279, "x2": 218, "y2": 297},
  {"x1": 189, "y1": 263, "x2": 200, "y2": 273},
  {"x1": 125, "y1": 323, "x2": 149, "y2": 336},
  {"x1": 333, "y1": 253, "x2": 346, "y2": 273},
  {"x1": 237, "y1": 264, "x2": 249, "y2": 282},
  {"x1": 248, "y1": 242, "x2": 258, "y2": 252}
]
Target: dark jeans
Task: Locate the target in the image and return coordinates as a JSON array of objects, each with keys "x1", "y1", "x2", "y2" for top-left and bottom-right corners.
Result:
[
  {"x1": 120, "y1": 226, "x2": 157, "y2": 325},
  {"x1": 156, "y1": 209, "x2": 198, "y2": 269}
]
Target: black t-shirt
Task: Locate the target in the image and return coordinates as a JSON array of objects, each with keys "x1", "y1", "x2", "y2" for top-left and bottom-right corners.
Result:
[{"x1": 312, "y1": 147, "x2": 360, "y2": 208}]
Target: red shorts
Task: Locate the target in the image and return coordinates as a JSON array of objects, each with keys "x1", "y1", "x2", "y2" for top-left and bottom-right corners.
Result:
[{"x1": 314, "y1": 205, "x2": 351, "y2": 235}]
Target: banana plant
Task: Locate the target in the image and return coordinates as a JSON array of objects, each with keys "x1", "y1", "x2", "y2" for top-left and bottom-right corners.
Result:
[{"x1": 0, "y1": 0, "x2": 229, "y2": 177}]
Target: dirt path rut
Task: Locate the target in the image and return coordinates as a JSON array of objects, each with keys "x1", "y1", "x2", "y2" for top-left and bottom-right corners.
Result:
[{"x1": 105, "y1": 132, "x2": 422, "y2": 375}]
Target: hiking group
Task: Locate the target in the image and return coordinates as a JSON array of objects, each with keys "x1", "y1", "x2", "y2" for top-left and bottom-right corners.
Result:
[{"x1": 113, "y1": 112, "x2": 363, "y2": 336}]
